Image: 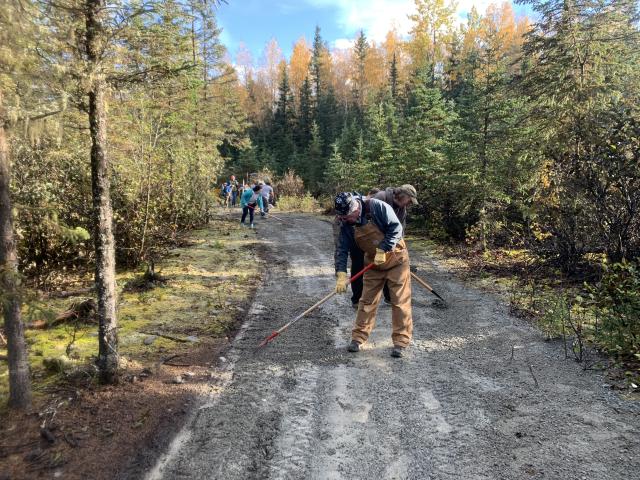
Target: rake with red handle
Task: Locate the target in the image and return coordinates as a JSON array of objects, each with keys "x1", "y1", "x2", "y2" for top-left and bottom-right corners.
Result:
[{"x1": 256, "y1": 263, "x2": 376, "y2": 348}]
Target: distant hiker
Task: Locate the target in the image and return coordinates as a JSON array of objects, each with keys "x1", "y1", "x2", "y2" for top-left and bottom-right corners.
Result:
[
  {"x1": 230, "y1": 175, "x2": 240, "y2": 207},
  {"x1": 260, "y1": 179, "x2": 274, "y2": 216},
  {"x1": 240, "y1": 184, "x2": 264, "y2": 229},
  {"x1": 334, "y1": 192, "x2": 412, "y2": 358},
  {"x1": 220, "y1": 182, "x2": 230, "y2": 207},
  {"x1": 223, "y1": 181, "x2": 232, "y2": 208}
]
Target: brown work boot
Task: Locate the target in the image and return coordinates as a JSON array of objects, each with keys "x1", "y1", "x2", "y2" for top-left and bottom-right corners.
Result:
[
  {"x1": 391, "y1": 346, "x2": 405, "y2": 358},
  {"x1": 347, "y1": 340, "x2": 361, "y2": 352}
]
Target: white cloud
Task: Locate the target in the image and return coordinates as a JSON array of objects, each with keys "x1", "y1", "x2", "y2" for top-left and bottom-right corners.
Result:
[
  {"x1": 332, "y1": 38, "x2": 356, "y2": 50},
  {"x1": 306, "y1": 0, "x2": 414, "y2": 42},
  {"x1": 304, "y1": 0, "x2": 504, "y2": 42}
]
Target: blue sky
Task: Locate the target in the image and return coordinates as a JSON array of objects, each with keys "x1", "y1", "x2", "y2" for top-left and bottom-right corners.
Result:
[{"x1": 217, "y1": 0, "x2": 534, "y2": 64}]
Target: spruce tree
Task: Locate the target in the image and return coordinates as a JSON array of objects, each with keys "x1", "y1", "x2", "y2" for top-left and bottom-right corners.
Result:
[
  {"x1": 325, "y1": 143, "x2": 350, "y2": 193},
  {"x1": 272, "y1": 63, "x2": 295, "y2": 172},
  {"x1": 310, "y1": 26, "x2": 324, "y2": 101},
  {"x1": 306, "y1": 122, "x2": 324, "y2": 191},
  {"x1": 295, "y1": 76, "x2": 313, "y2": 151},
  {"x1": 389, "y1": 52, "x2": 399, "y2": 103},
  {"x1": 353, "y1": 30, "x2": 368, "y2": 121}
]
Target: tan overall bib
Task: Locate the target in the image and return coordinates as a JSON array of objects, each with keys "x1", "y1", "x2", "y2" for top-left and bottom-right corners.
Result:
[{"x1": 352, "y1": 207, "x2": 413, "y2": 348}]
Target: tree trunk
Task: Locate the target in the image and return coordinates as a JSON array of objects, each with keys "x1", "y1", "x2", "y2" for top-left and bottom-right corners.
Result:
[
  {"x1": 86, "y1": 0, "x2": 118, "y2": 383},
  {"x1": 0, "y1": 90, "x2": 32, "y2": 408}
]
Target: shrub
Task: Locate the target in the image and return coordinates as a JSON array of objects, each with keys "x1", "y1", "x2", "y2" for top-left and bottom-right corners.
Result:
[
  {"x1": 586, "y1": 261, "x2": 640, "y2": 359},
  {"x1": 275, "y1": 170, "x2": 304, "y2": 197},
  {"x1": 276, "y1": 193, "x2": 319, "y2": 213}
]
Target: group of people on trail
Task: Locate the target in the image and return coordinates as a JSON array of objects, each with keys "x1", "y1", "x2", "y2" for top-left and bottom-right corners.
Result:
[
  {"x1": 333, "y1": 184, "x2": 419, "y2": 358},
  {"x1": 219, "y1": 174, "x2": 277, "y2": 226},
  {"x1": 236, "y1": 178, "x2": 276, "y2": 229}
]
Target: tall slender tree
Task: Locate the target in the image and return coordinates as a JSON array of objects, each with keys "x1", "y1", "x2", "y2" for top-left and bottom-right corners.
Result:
[
  {"x1": 352, "y1": 30, "x2": 369, "y2": 119},
  {"x1": 389, "y1": 52, "x2": 399, "y2": 103},
  {"x1": 272, "y1": 62, "x2": 295, "y2": 171},
  {"x1": 295, "y1": 76, "x2": 313, "y2": 151},
  {"x1": 0, "y1": 0, "x2": 52, "y2": 408},
  {"x1": 0, "y1": 90, "x2": 31, "y2": 408},
  {"x1": 83, "y1": 0, "x2": 119, "y2": 383},
  {"x1": 310, "y1": 26, "x2": 324, "y2": 101}
]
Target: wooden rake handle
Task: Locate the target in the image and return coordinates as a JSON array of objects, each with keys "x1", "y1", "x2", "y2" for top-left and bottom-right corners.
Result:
[
  {"x1": 410, "y1": 272, "x2": 445, "y2": 302},
  {"x1": 257, "y1": 263, "x2": 375, "y2": 348}
]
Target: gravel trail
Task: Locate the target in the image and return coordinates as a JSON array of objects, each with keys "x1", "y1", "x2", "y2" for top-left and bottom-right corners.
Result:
[{"x1": 147, "y1": 213, "x2": 640, "y2": 480}]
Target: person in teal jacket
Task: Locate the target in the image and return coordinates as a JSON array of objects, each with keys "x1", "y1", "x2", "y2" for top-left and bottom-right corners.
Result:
[{"x1": 240, "y1": 185, "x2": 264, "y2": 228}]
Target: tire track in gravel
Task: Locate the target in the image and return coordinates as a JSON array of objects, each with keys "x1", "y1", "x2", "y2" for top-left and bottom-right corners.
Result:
[{"x1": 148, "y1": 213, "x2": 640, "y2": 480}]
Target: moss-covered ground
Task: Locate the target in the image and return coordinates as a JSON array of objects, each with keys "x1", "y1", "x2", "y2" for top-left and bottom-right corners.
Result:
[{"x1": 0, "y1": 214, "x2": 262, "y2": 408}]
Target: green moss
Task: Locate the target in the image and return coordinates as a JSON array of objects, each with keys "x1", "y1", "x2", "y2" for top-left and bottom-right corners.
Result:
[{"x1": 0, "y1": 218, "x2": 262, "y2": 406}]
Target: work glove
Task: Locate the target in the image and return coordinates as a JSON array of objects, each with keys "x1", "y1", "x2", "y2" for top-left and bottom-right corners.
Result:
[
  {"x1": 335, "y1": 271, "x2": 348, "y2": 293},
  {"x1": 374, "y1": 248, "x2": 387, "y2": 266}
]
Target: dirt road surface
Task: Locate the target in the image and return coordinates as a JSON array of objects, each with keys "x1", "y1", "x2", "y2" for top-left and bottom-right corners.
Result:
[{"x1": 145, "y1": 213, "x2": 640, "y2": 480}]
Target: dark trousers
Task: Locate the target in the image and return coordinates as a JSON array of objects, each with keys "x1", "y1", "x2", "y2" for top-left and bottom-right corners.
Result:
[
  {"x1": 350, "y1": 247, "x2": 391, "y2": 305},
  {"x1": 231, "y1": 191, "x2": 238, "y2": 206},
  {"x1": 350, "y1": 247, "x2": 364, "y2": 305},
  {"x1": 241, "y1": 204, "x2": 255, "y2": 224},
  {"x1": 261, "y1": 196, "x2": 269, "y2": 216}
]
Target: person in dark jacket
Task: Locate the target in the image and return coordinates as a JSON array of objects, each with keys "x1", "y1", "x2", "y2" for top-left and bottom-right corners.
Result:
[
  {"x1": 230, "y1": 175, "x2": 240, "y2": 207},
  {"x1": 332, "y1": 193, "x2": 366, "y2": 308},
  {"x1": 334, "y1": 192, "x2": 413, "y2": 358}
]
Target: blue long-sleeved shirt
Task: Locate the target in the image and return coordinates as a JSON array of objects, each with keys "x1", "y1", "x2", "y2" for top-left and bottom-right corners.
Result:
[
  {"x1": 335, "y1": 197, "x2": 403, "y2": 273},
  {"x1": 240, "y1": 189, "x2": 264, "y2": 209}
]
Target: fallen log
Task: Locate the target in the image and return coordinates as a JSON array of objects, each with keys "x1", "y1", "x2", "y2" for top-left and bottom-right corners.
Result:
[
  {"x1": 28, "y1": 298, "x2": 97, "y2": 329},
  {"x1": 140, "y1": 331, "x2": 190, "y2": 343},
  {"x1": 47, "y1": 287, "x2": 94, "y2": 299}
]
